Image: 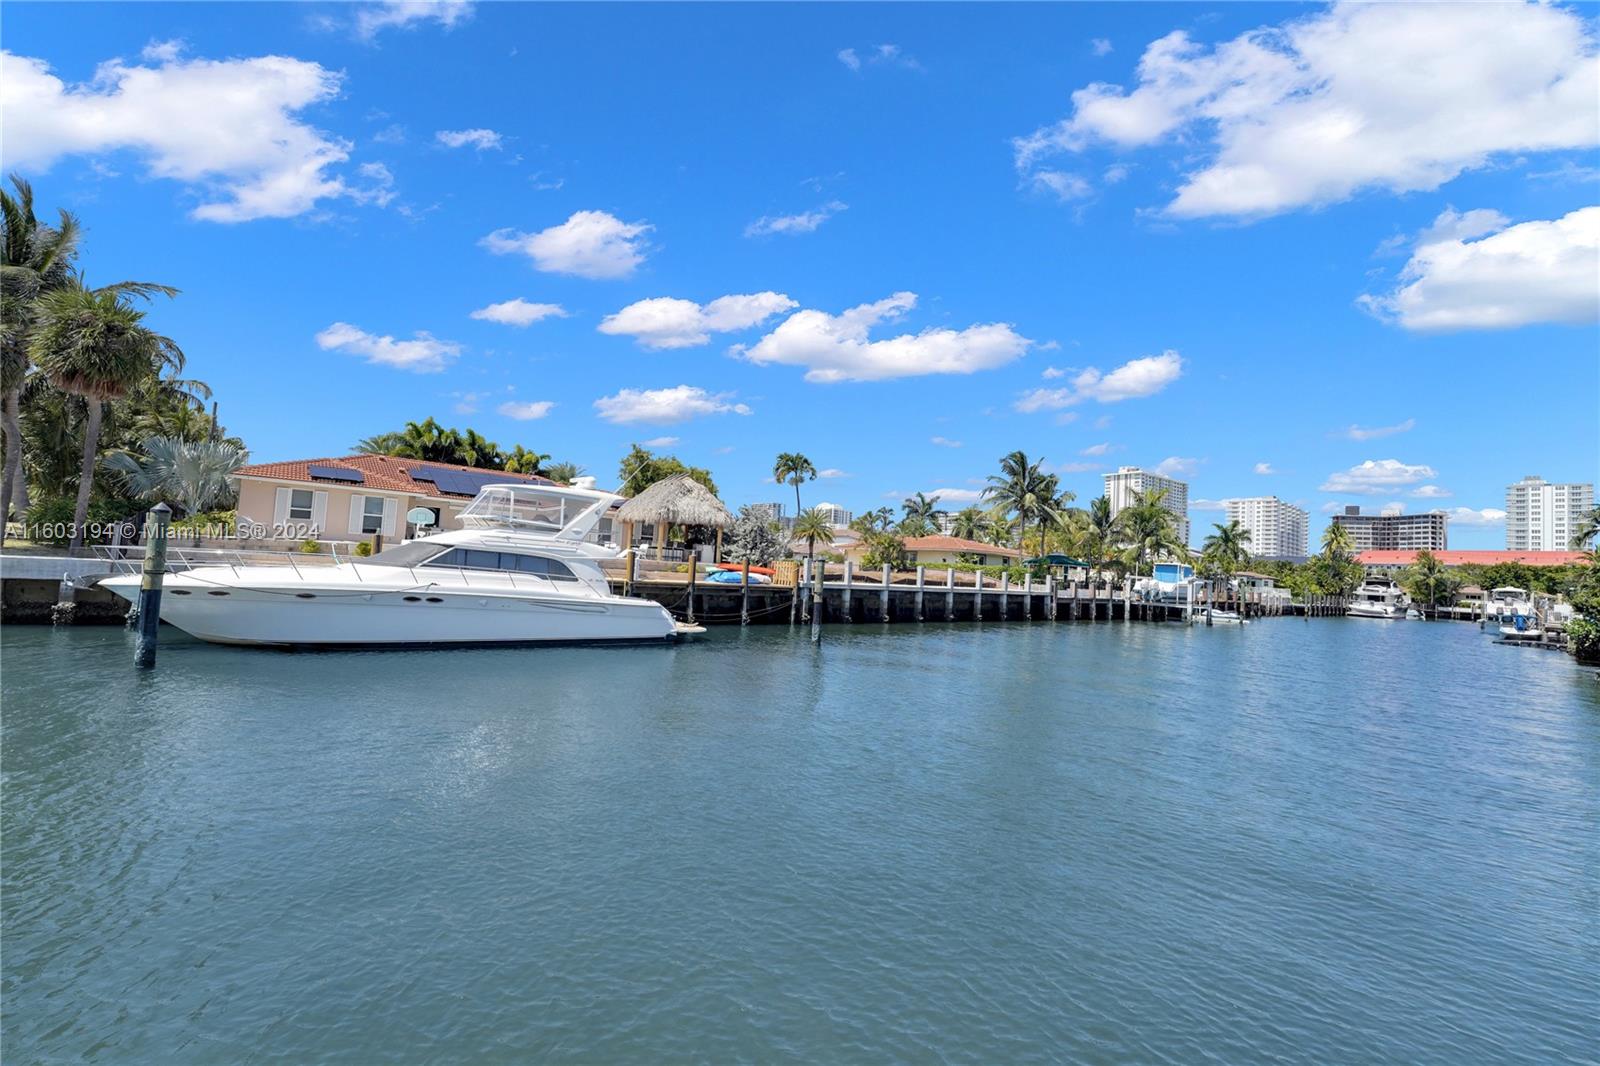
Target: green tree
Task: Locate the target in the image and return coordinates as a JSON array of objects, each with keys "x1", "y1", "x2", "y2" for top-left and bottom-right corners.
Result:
[
  {"x1": 793, "y1": 508, "x2": 834, "y2": 575},
  {"x1": 1570, "y1": 506, "x2": 1600, "y2": 549},
  {"x1": 104, "y1": 436, "x2": 248, "y2": 517},
  {"x1": 1401, "y1": 549, "x2": 1458, "y2": 616},
  {"x1": 1200, "y1": 519, "x2": 1253, "y2": 576},
  {"x1": 984, "y1": 450, "x2": 1071, "y2": 555},
  {"x1": 1320, "y1": 522, "x2": 1354, "y2": 558},
  {"x1": 725, "y1": 504, "x2": 787, "y2": 566},
  {"x1": 949, "y1": 505, "x2": 986, "y2": 542},
  {"x1": 772, "y1": 452, "x2": 817, "y2": 529},
  {"x1": 1118, "y1": 488, "x2": 1185, "y2": 576},
  {"x1": 29, "y1": 282, "x2": 183, "y2": 552},
  {"x1": 899, "y1": 491, "x2": 942, "y2": 536},
  {"x1": 618, "y1": 443, "x2": 718, "y2": 497},
  {"x1": 502, "y1": 445, "x2": 550, "y2": 475},
  {"x1": 542, "y1": 460, "x2": 583, "y2": 485}
]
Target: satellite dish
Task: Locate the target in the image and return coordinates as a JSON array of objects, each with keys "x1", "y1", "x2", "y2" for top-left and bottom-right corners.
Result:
[{"x1": 407, "y1": 507, "x2": 436, "y2": 526}]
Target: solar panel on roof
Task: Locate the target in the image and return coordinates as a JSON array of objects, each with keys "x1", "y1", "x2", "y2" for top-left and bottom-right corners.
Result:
[
  {"x1": 307, "y1": 464, "x2": 365, "y2": 484},
  {"x1": 409, "y1": 466, "x2": 444, "y2": 483}
]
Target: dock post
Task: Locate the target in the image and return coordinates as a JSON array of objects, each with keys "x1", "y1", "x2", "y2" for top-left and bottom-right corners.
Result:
[
  {"x1": 1024, "y1": 573, "x2": 1033, "y2": 621},
  {"x1": 881, "y1": 563, "x2": 892, "y2": 623},
  {"x1": 799, "y1": 557, "x2": 811, "y2": 621},
  {"x1": 624, "y1": 544, "x2": 637, "y2": 598},
  {"x1": 1000, "y1": 571, "x2": 1010, "y2": 621},
  {"x1": 974, "y1": 569, "x2": 983, "y2": 622},
  {"x1": 810, "y1": 558, "x2": 824, "y2": 642},
  {"x1": 1046, "y1": 574, "x2": 1057, "y2": 620},
  {"x1": 915, "y1": 565, "x2": 925, "y2": 621},
  {"x1": 134, "y1": 502, "x2": 171, "y2": 669},
  {"x1": 686, "y1": 555, "x2": 698, "y2": 626},
  {"x1": 740, "y1": 560, "x2": 750, "y2": 626},
  {"x1": 946, "y1": 567, "x2": 955, "y2": 620},
  {"x1": 842, "y1": 560, "x2": 854, "y2": 622}
]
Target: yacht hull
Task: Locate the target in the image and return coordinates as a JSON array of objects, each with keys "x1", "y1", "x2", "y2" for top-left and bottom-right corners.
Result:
[
  {"x1": 1346, "y1": 603, "x2": 1406, "y2": 619},
  {"x1": 99, "y1": 574, "x2": 679, "y2": 648}
]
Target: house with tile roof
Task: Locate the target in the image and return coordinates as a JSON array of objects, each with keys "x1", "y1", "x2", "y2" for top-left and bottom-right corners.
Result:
[
  {"x1": 838, "y1": 534, "x2": 1022, "y2": 567},
  {"x1": 231, "y1": 454, "x2": 556, "y2": 545}
]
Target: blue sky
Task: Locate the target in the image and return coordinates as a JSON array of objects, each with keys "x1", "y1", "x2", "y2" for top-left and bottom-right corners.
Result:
[{"x1": 4, "y1": 1, "x2": 1597, "y2": 548}]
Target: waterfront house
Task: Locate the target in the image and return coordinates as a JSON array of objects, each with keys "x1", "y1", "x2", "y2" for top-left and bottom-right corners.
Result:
[
  {"x1": 898, "y1": 536, "x2": 1022, "y2": 568},
  {"x1": 232, "y1": 455, "x2": 557, "y2": 546},
  {"x1": 1355, "y1": 549, "x2": 1590, "y2": 574}
]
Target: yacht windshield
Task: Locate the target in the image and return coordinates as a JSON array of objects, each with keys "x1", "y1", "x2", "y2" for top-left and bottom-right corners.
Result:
[{"x1": 363, "y1": 541, "x2": 449, "y2": 568}]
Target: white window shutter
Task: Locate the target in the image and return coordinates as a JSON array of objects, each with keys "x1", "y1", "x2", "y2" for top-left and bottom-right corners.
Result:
[
  {"x1": 381, "y1": 498, "x2": 398, "y2": 536},
  {"x1": 273, "y1": 487, "x2": 290, "y2": 525},
  {"x1": 311, "y1": 491, "x2": 328, "y2": 533},
  {"x1": 349, "y1": 496, "x2": 365, "y2": 535}
]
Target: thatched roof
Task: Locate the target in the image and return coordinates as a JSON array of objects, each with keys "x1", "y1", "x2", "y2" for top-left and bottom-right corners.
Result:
[{"x1": 614, "y1": 474, "x2": 734, "y2": 528}]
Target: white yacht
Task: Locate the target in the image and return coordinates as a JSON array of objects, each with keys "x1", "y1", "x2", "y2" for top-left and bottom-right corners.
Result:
[
  {"x1": 1347, "y1": 575, "x2": 1410, "y2": 619},
  {"x1": 98, "y1": 483, "x2": 689, "y2": 648},
  {"x1": 1484, "y1": 586, "x2": 1540, "y2": 639}
]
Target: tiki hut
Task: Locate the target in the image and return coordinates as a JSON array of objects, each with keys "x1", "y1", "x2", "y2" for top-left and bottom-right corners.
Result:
[{"x1": 614, "y1": 474, "x2": 735, "y2": 563}]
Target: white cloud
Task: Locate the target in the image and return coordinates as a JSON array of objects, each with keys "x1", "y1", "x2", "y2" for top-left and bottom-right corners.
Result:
[
  {"x1": 1319, "y1": 458, "x2": 1437, "y2": 494},
  {"x1": 1192, "y1": 498, "x2": 1228, "y2": 511},
  {"x1": 641, "y1": 436, "x2": 679, "y2": 447},
  {"x1": 818, "y1": 469, "x2": 850, "y2": 479},
  {"x1": 1342, "y1": 418, "x2": 1415, "y2": 441},
  {"x1": 1050, "y1": 460, "x2": 1102, "y2": 474},
  {"x1": 481, "y1": 210, "x2": 651, "y2": 279},
  {"x1": 0, "y1": 50, "x2": 367, "y2": 223},
  {"x1": 1410, "y1": 485, "x2": 1452, "y2": 499},
  {"x1": 1447, "y1": 506, "x2": 1507, "y2": 527},
  {"x1": 739, "y1": 291, "x2": 1030, "y2": 383},
  {"x1": 599, "y1": 292, "x2": 796, "y2": 350},
  {"x1": 745, "y1": 201, "x2": 847, "y2": 237},
  {"x1": 357, "y1": 1, "x2": 473, "y2": 40},
  {"x1": 436, "y1": 128, "x2": 502, "y2": 150},
  {"x1": 925, "y1": 487, "x2": 985, "y2": 503},
  {"x1": 1080, "y1": 442, "x2": 1114, "y2": 456},
  {"x1": 840, "y1": 43, "x2": 922, "y2": 73},
  {"x1": 315, "y1": 322, "x2": 461, "y2": 373},
  {"x1": 593, "y1": 385, "x2": 752, "y2": 425},
  {"x1": 837, "y1": 48, "x2": 861, "y2": 72},
  {"x1": 1030, "y1": 171, "x2": 1093, "y2": 202},
  {"x1": 497, "y1": 400, "x2": 555, "y2": 421},
  {"x1": 1154, "y1": 456, "x2": 1201, "y2": 478},
  {"x1": 1359, "y1": 207, "x2": 1600, "y2": 331},
  {"x1": 1253, "y1": 462, "x2": 1275, "y2": 475},
  {"x1": 141, "y1": 39, "x2": 184, "y2": 63},
  {"x1": 930, "y1": 436, "x2": 963, "y2": 448},
  {"x1": 1091, "y1": 38, "x2": 1114, "y2": 57},
  {"x1": 1015, "y1": 350, "x2": 1182, "y2": 411},
  {"x1": 1380, "y1": 501, "x2": 1406, "y2": 517},
  {"x1": 469, "y1": 298, "x2": 567, "y2": 327},
  {"x1": 1041, "y1": 366, "x2": 1067, "y2": 379},
  {"x1": 1014, "y1": 2, "x2": 1600, "y2": 219}
]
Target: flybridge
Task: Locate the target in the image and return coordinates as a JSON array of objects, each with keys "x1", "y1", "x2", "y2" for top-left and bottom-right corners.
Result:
[{"x1": 457, "y1": 484, "x2": 619, "y2": 543}]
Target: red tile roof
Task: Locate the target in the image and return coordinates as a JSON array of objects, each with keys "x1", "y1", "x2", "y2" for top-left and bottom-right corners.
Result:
[
  {"x1": 233, "y1": 454, "x2": 556, "y2": 498},
  {"x1": 1356, "y1": 549, "x2": 1590, "y2": 567},
  {"x1": 903, "y1": 535, "x2": 1022, "y2": 558}
]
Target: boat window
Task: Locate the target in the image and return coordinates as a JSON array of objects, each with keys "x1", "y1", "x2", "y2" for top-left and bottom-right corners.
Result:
[
  {"x1": 420, "y1": 547, "x2": 577, "y2": 580},
  {"x1": 365, "y1": 541, "x2": 451, "y2": 568}
]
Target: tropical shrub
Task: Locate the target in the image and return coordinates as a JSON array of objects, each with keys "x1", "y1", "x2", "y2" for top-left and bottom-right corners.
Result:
[
  {"x1": 354, "y1": 540, "x2": 373, "y2": 557},
  {"x1": 298, "y1": 538, "x2": 322, "y2": 554}
]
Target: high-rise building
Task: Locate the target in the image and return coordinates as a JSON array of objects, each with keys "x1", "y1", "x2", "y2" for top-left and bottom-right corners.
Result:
[
  {"x1": 748, "y1": 502, "x2": 786, "y2": 524},
  {"x1": 1330, "y1": 506, "x2": 1447, "y2": 551},
  {"x1": 1224, "y1": 496, "x2": 1309, "y2": 560},
  {"x1": 1505, "y1": 475, "x2": 1595, "y2": 550},
  {"x1": 811, "y1": 502, "x2": 854, "y2": 527},
  {"x1": 1104, "y1": 466, "x2": 1190, "y2": 545}
]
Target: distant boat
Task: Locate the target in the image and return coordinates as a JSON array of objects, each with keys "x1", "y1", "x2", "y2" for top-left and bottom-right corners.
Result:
[
  {"x1": 1484, "y1": 586, "x2": 1533, "y2": 633},
  {"x1": 1347, "y1": 576, "x2": 1409, "y2": 619}
]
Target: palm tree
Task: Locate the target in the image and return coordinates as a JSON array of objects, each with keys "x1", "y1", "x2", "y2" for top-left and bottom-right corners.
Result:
[
  {"x1": 355, "y1": 431, "x2": 407, "y2": 455},
  {"x1": 1118, "y1": 488, "x2": 1183, "y2": 576},
  {"x1": 772, "y1": 452, "x2": 817, "y2": 527},
  {"x1": 984, "y1": 450, "x2": 1071, "y2": 555},
  {"x1": 1201, "y1": 520, "x2": 1253, "y2": 576},
  {"x1": 982, "y1": 506, "x2": 1014, "y2": 546},
  {"x1": 793, "y1": 508, "x2": 834, "y2": 575},
  {"x1": 105, "y1": 436, "x2": 248, "y2": 542},
  {"x1": 1401, "y1": 548, "x2": 1456, "y2": 617},
  {"x1": 900, "y1": 491, "x2": 942, "y2": 536},
  {"x1": 949, "y1": 505, "x2": 986, "y2": 542},
  {"x1": 28, "y1": 283, "x2": 182, "y2": 552},
  {"x1": 543, "y1": 460, "x2": 583, "y2": 485},
  {"x1": 502, "y1": 445, "x2": 549, "y2": 475},
  {"x1": 458, "y1": 428, "x2": 503, "y2": 469},
  {"x1": 1321, "y1": 522, "x2": 1354, "y2": 558},
  {"x1": 1570, "y1": 506, "x2": 1600, "y2": 549},
  {"x1": 1, "y1": 175, "x2": 82, "y2": 525}
]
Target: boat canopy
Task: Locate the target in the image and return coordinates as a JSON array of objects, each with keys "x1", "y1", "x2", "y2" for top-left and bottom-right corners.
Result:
[{"x1": 459, "y1": 483, "x2": 620, "y2": 542}]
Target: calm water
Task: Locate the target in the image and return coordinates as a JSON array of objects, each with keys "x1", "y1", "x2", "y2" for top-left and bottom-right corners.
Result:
[{"x1": 3, "y1": 619, "x2": 1597, "y2": 1064}]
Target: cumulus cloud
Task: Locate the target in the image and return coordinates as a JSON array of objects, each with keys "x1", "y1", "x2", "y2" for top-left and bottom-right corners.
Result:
[
  {"x1": 436, "y1": 128, "x2": 502, "y2": 150},
  {"x1": 1030, "y1": 171, "x2": 1093, "y2": 202},
  {"x1": 641, "y1": 436, "x2": 679, "y2": 447},
  {"x1": 1410, "y1": 485, "x2": 1452, "y2": 499},
  {"x1": 1080, "y1": 442, "x2": 1114, "y2": 456},
  {"x1": 930, "y1": 436, "x2": 963, "y2": 448},
  {"x1": 738, "y1": 292, "x2": 1030, "y2": 383},
  {"x1": 818, "y1": 468, "x2": 850, "y2": 479},
  {"x1": 315, "y1": 322, "x2": 461, "y2": 372},
  {"x1": 1014, "y1": 350, "x2": 1182, "y2": 411},
  {"x1": 745, "y1": 201, "x2": 847, "y2": 237},
  {"x1": 469, "y1": 298, "x2": 566, "y2": 327},
  {"x1": 839, "y1": 43, "x2": 921, "y2": 73},
  {"x1": 1342, "y1": 418, "x2": 1415, "y2": 441},
  {"x1": 1359, "y1": 207, "x2": 1600, "y2": 331},
  {"x1": 1447, "y1": 506, "x2": 1507, "y2": 527},
  {"x1": 1154, "y1": 456, "x2": 1201, "y2": 478},
  {"x1": 1319, "y1": 458, "x2": 1437, "y2": 494},
  {"x1": 497, "y1": 400, "x2": 554, "y2": 420},
  {"x1": 1254, "y1": 462, "x2": 1275, "y2": 474},
  {"x1": 357, "y1": 1, "x2": 473, "y2": 40},
  {"x1": 837, "y1": 48, "x2": 861, "y2": 72},
  {"x1": 1380, "y1": 501, "x2": 1406, "y2": 517},
  {"x1": 1013, "y1": 2, "x2": 1600, "y2": 219},
  {"x1": 924, "y1": 487, "x2": 985, "y2": 503},
  {"x1": 599, "y1": 292, "x2": 796, "y2": 350},
  {"x1": 593, "y1": 385, "x2": 752, "y2": 425},
  {"x1": 1091, "y1": 38, "x2": 1114, "y2": 57},
  {"x1": 0, "y1": 49, "x2": 368, "y2": 223},
  {"x1": 481, "y1": 210, "x2": 651, "y2": 279},
  {"x1": 1192, "y1": 498, "x2": 1229, "y2": 511}
]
